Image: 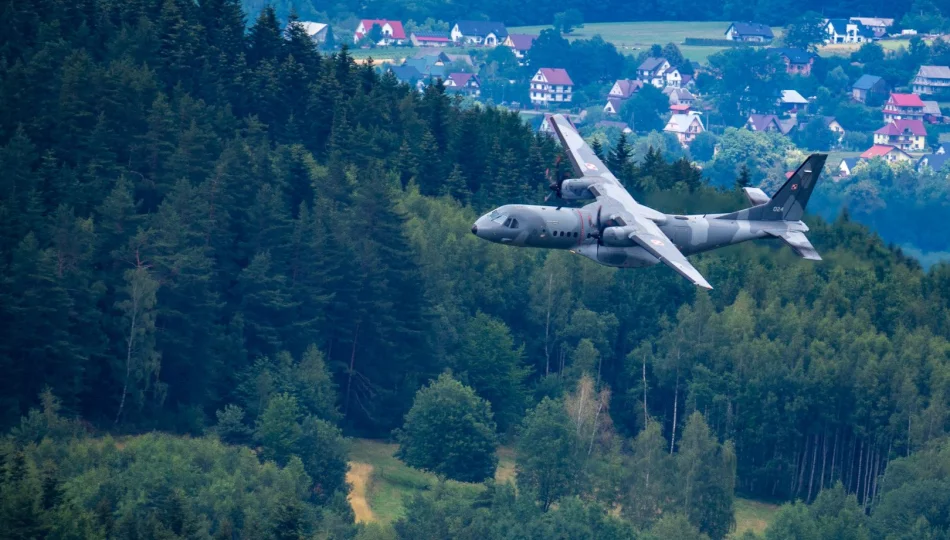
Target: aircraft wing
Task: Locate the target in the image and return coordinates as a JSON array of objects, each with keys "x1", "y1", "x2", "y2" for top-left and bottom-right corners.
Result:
[
  {"x1": 548, "y1": 114, "x2": 712, "y2": 289},
  {"x1": 630, "y1": 230, "x2": 713, "y2": 290}
]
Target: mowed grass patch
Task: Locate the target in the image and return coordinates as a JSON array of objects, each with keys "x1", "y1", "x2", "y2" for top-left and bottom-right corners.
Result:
[
  {"x1": 731, "y1": 497, "x2": 781, "y2": 537},
  {"x1": 347, "y1": 438, "x2": 514, "y2": 523}
]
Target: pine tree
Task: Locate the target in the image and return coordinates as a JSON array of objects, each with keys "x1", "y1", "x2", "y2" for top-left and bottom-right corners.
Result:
[{"x1": 736, "y1": 164, "x2": 752, "y2": 189}]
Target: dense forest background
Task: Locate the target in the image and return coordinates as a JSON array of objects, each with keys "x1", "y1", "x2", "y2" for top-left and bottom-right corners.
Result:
[{"x1": 2, "y1": 0, "x2": 950, "y2": 538}]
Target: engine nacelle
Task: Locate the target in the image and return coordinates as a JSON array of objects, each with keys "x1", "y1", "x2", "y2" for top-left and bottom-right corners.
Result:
[
  {"x1": 601, "y1": 225, "x2": 637, "y2": 247},
  {"x1": 559, "y1": 178, "x2": 597, "y2": 200}
]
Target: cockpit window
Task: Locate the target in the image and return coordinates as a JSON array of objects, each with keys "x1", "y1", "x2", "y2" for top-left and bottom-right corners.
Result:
[
  {"x1": 491, "y1": 211, "x2": 507, "y2": 224},
  {"x1": 509, "y1": 218, "x2": 519, "y2": 229}
]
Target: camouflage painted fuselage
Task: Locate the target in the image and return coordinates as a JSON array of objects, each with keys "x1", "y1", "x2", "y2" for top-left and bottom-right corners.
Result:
[{"x1": 472, "y1": 204, "x2": 810, "y2": 268}]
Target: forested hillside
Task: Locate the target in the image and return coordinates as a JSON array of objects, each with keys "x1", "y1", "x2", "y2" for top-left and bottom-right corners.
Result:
[{"x1": 2, "y1": 0, "x2": 950, "y2": 538}]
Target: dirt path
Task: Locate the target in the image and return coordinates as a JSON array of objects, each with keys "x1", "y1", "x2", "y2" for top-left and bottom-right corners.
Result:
[{"x1": 346, "y1": 462, "x2": 376, "y2": 523}]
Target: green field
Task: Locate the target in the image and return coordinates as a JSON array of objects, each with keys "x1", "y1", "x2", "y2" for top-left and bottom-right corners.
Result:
[
  {"x1": 732, "y1": 498, "x2": 781, "y2": 537},
  {"x1": 509, "y1": 21, "x2": 782, "y2": 63},
  {"x1": 348, "y1": 438, "x2": 779, "y2": 534}
]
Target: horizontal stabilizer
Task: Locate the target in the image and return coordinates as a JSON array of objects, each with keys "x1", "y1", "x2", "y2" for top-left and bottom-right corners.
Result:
[
  {"x1": 769, "y1": 231, "x2": 821, "y2": 261},
  {"x1": 742, "y1": 187, "x2": 770, "y2": 206}
]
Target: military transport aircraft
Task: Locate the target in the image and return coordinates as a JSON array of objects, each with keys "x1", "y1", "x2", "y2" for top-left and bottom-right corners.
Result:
[{"x1": 471, "y1": 114, "x2": 827, "y2": 290}]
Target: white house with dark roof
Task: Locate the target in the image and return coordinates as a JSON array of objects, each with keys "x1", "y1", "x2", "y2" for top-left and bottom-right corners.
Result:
[
  {"x1": 912, "y1": 65, "x2": 950, "y2": 96},
  {"x1": 637, "y1": 57, "x2": 672, "y2": 88},
  {"x1": 725, "y1": 22, "x2": 774, "y2": 43},
  {"x1": 917, "y1": 148, "x2": 950, "y2": 172},
  {"x1": 530, "y1": 68, "x2": 573, "y2": 106},
  {"x1": 451, "y1": 21, "x2": 508, "y2": 46},
  {"x1": 825, "y1": 19, "x2": 873, "y2": 43},
  {"x1": 503, "y1": 34, "x2": 536, "y2": 59},
  {"x1": 603, "y1": 79, "x2": 643, "y2": 114}
]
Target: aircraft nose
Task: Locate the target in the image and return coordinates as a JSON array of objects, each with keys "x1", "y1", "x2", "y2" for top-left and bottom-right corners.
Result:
[{"x1": 471, "y1": 224, "x2": 478, "y2": 235}]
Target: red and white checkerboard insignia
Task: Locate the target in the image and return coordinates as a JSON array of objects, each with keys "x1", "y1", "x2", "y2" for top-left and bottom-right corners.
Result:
[{"x1": 791, "y1": 184, "x2": 799, "y2": 191}]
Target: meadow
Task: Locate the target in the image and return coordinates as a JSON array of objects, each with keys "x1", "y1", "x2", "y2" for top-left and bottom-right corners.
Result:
[
  {"x1": 346, "y1": 437, "x2": 779, "y2": 537},
  {"x1": 508, "y1": 21, "x2": 780, "y2": 62}
]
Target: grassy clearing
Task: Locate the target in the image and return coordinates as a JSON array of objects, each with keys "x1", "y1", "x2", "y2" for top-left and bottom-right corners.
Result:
[
  {"x1": 509, "y1": 21, "x2": 782, "y2": 63},
  {"x1": 347, "y1": 439, "x2": 504, "y2": 523},
  {"x1": 731, "y1": 497, "x2": 781, "y2": 537},
  {"x1": 348, "y1": 439, "x2": 783, "y2": 535}
]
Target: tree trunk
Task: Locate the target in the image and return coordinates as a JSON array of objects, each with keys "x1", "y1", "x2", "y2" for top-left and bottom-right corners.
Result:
[
  {"x1": 862, "y1": 444, "x2": 873, "y2": 510},
  {"x1": 544, "y1": 274, "x2": 552, "y2": 376},
  {"x1": 807, "y1": 433, "x2": 819, "y2": 502},
  {"x1": 854, "y1": 439, "x2": 864, "y2": 496},
  {"x1": 820, "y1": 429, "x2": 829, "y2": 493},
  {"x1": 796, "y1": 434, "x2": 809, "y2": 498},
  {"x1": 830, "y1": 426, "x2": 840, "y2": 486},
  {"x1": 670, "y1": 369, "x2": 679, "y2": 455},
  {"x1": 642, "y1": 353, "x2": 649, "y2": 427},
  {"x1": 343, "y1": 322, "x2": 361, "y2": 419},
  {"x1": 115, "y1": 269, "x2": 141, "y2": 425}
]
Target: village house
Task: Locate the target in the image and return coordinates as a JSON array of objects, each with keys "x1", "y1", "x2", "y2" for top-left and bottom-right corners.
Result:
[
  {"x1": 769, "y1": 48, "x2": 816, "y2": 76},
  {"x1": 780, "y1": 90, "x2": 809, "y2": 113},
  {"x1": 883, "y1": 93, "x2": 925, "y2": 122},
  {"x1": 664, "y1": 112, "x2": 705, "y2": 146},
  {"x1": 445, "y1": 72, "x2": 481, "y2": 97},
  {"x1": 923, "y1": 101, "x2": 944, "y2": 123},
  {"x1": 529, "y1": 68, "x2": 573, "y2": 107},
  {"x1": 861, "y1": 144, "x2": 913, "y2": 162},
  {"x1": 821, "y1": 116, "x2": 847, "y2": 143},
  {"x1": 746, "y1": 114, "x2": 783, "y2": 133},
  {"x1": 670, "y1": 103, "x2": 692, "y2": 114},
  {"x1": 410, "y1": 31, "x2": 452, "y2": 47},
  {"x1": 503, "y1": 34, "x2": 536, "y2": 59},
  {"x1": 825, "y1": 19, "x2": 873, "y2": 44},
  {"x1": 637, "y1": 57, "x2": 671, "y2": 87},
  {"x1": 912, "y1": 65, "x2": 950, "y2": 96},
  {"x1": 663, "y1": 87, "x2": 695, "y2": 107},
  {"x1": 387, "y1": 65, "x2": 426, "y2": 91},
  {"x1": 850, "y1": 17, "x2": 894, "y2": 38},
  {"x1": 451, "y1": 21, "x2": 508, "y2": 46},
  {"x1": 724, "y1": 22, "x2": 774, "y2": 43},
  {"x1": 852, "y1": 74, "x2": 889, "y2": 103},
  {"x1": 873, "y1": 119, "x2": 927, "y2": 151},
  {"x1": 603, "y1": 79, "x2": 642, "y2": 114},
  {"x1": 354, "y1": 19, "x2": 406, "y2": 45},
  {"x1": 595, "y1": 120, "x2": 633, "y2": 134},
  {"x1": 403, "y1": 55, "x2": 447, "y2": 79},
  {"x1": 839, "y1": 157, "x2": 863, "y2": 176},
  {"x1": 300, "y1": 22, "x2": 329, "y2": 43},
  {"x1": 917, "y1": 146, "x2": 949, "y2": 172}
]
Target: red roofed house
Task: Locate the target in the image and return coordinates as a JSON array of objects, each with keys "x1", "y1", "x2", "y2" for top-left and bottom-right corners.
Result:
[
  {"x1": 503, "y1": 34, "x2": 537, "y2": 59},
  {"x1": 445, "y1": 72, "x2": 480, "y2": 97},
  {"x1": 873, "y1": 119, "x2": 927, "y2": 152},
  {"x1": 410, "y1": 31, "x2": 451, "y2": 47},
  {"x1": 861, "y1": 144, "x2": 912, "y2": 162},
  {"x1": 603, "y1": 79, "x2": 642, "y2": 114},
  {"x1": 883, "y1": 93, "x2": 925, "y2": 122},
  {"x1": 354, "y1": 20, "x2": 406, "y2": 45},
  {"x1": 530, "y1": 68, "x2": 574, "y2": 107}
]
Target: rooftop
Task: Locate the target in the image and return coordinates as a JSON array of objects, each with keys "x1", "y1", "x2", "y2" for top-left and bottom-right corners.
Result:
[
  {"x1": 917, "y1": 65, "x2": 950, "y2": 79},
  {"x1": 506, "y1": 34, "x2": 537, "y2": 51},
  {"x1": 356, "y1": 19, "x2": 406, "y2": 40},
  {"x1": 665, "y1": 112, "x2": 703, "y2": 133},
  {"x1": 537, "y1": 68, "x2": 573, "y2": 86},
  {"x1": 875, "y1": 119, "x2": 927, "y2": 136},
  {"x1": 728, "y1": 22, "x2": 774, "y2": 38},
  {"x1": 861, "y1": 144, "x2": 909, "y2": 158},
  {"x1": 853, "y1": 74, "x2": 884, "y2": 90},
  {"x1": 888, "y1": 93, "x2": 925, "y2": 107},
  {"x1": 454, "y1": 20, "x2": 508, "y2": 38}
]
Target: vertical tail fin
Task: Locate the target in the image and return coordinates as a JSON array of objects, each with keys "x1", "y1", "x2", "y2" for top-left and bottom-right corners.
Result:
[
  {"x1": 764, "y1": 153, "x2": 827, "y2": 222},
  {"x1": 718, "y1": 154, "x2": 827, "y2": 222}
]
